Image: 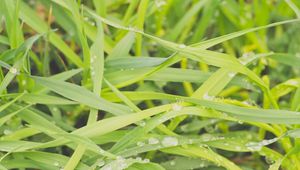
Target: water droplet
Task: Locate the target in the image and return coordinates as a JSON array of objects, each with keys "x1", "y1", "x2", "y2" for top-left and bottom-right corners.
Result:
[
  {"x1": 162, "y1": 136, "x2": 178, "y2": 147},
  {"x1": 203, "y1": 93, "x2": 214, "y2": 100},
  {"x1": 240, "y1": 52, "x2": 255, "y2": 65},
  {"x1": 235, "y1": 146, "x2": 241, "y2": 150},
  {"x1": 237, "y1": 120, "x2": 244, "y2": 124},
  {"x1": 265, "y1": 156, "x2": 275, "y2": 165},
  {"x1": 9, "y1": 67, "x2": 18, "y2": 74},
  {"x1": 245, "y1": 142, "x2": 262, "y2": 151},
  {"x1": 172, "y1": 103, "x2": 182, "y2": 111},
  {"x1": 289, "y1": 80, "x2": 299, "y2": 86},
  {"x1": 138, "y1": 121, "x2": 146, "y2": 127},
  {"x1": 137, "y1": 141, "x2": 145, "y2": 147},
  {"x1": 242, "y1": 101, "x2": 250, "y2": 105},
  {"x1": 199, "y1": 162, "x2": 205, "y2": 167},
  {"x1": 84, "y1": 17, "x2": 89, "y2": 21},
  {"x1": 178, "y1": 44, "x2": 186, "y2": 49},
  {"x1": 180, "y1": 125, "x2": 187, "y2": 131},
  {"x1": 201, "y1": 134, "x2": 214, "y2": 142},
  {"x1": 228, "y1": 72, "x2": 235, "y2": 78},
  {"x1": 148, "y1": 137, "x2": 159, "y2": 145},
  {"x1": 170, "y1": 160, "x2": 175, "y2": 166},
  {"x1": 99, "y1": 148, "x2": 105, "y2": 154},
  {"x1": 155, "y1": 0, "x2": 167, "y2": 8},
  {"x1": 128, "y1": 27, "x2": 139, "y2": 32},
  {"x1": 54, "y1": 162, "x2": 60, "y2": 166},
  {"x1": 136, "y1": 157, "x2": 142, "y2": 161},
  {"x1": 143, "y1": 158, "x2": 150, "y2": 163},
  {"x1": 3, "y1": 129, "x2": 12, "y2": 135},
  {"x1": 102, "y1": 165, "x2": 112, "y2": 170},
  {"x1": 97, "y1": 160, "x2": 105, "y2": 167}
]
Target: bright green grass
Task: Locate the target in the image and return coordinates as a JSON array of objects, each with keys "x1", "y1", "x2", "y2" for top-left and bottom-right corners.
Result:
[{"x1": 0, "y1": 0, "x2": 300, "y2": 170}]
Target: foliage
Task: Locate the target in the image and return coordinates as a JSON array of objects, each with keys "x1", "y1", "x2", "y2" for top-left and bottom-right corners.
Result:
[{"x1": 0, "y1": 0, "x2": 300, "y2": 170}]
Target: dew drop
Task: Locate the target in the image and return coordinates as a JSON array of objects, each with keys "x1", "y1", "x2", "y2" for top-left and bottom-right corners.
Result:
[
  {"x1": 201, "y1": 134, "x2": 213, "y2": 142},
  {"x1": 148, "y1": 137, "x2": 159, "y2": 145},
  {"x1": 235, "y1": 146, "x2": 241, "y2": 150},
  {"x1": 9, "y1": 67, "x2": 18, "y2": 74},
  {"x1": 172, "y1": 103, "x2": 182, "y2": 111},
  {"x1": 128, "y1": 27, "x2": 140, "y2": 32},
  {"x1": 143, "y1": 158, "x2": 150, "y2": 163},
  {"x1": 97, "y1": 160, "x2": 105, "y2": 167},
  {"x1": 161, "y1": 136, "x2": 178, "y2": 147},
  {"x1": 136, "y1": 157, "x2": 142, "y2": 161},
  {"x1": 53, "y1": 161, "x2": 60, "y2": 167},
  {"x1": 289, "y1": 80, "x2": 299, "y2": 86},
  {"x1": 138, "y1": 121, "x2": 146, "y2": 127},
  {"x1": 98, "y1": 148, "x2": 106, "y2": 154},
  {"x1": 237, "y1": 120, "x2": 244, "y2": 124},
  {"x1": 102, "y1": 165, "x2": 112, "y2": 170},
  {"x1": 170, "y1": 160, "x2": 175, "y2": 166},
  {"x1": 180, "y1": 125, "x2": 187, "y2": 131},
  {"x1": 265, "y1": 156, "x2": 275, "y2": 165},
  {"x1": 228, "y1": 72, "x2": 235, "y2": 78},
  {"x1": 203, "y1": 93, "x2": 214, "y2": 100},
  {"x1": 155, "y1": 0, "x2": 167, "y2": 8},
  {"x1": 240, "y1": 52, "x2": 255, "y2": 65},
  {"x1": 245, "y1": 142, "x2": 262, "y2": 151},
  {"x1": 3, "y1": 129, "x2": 12, "y2": 135},
  {"x1": 199, "y1": 162, "x2": 205, "y2": 167},
  {"x1": 178, "y1": 44, "x2": 186, "y2": 49},
  {"x1": 137, "y1": 141, "x2": 145, "y2": 147}
]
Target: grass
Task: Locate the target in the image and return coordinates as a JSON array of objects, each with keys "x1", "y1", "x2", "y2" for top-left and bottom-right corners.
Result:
[{"x1": 0, "y1": 0, "x2": 300, "y2": 170}]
